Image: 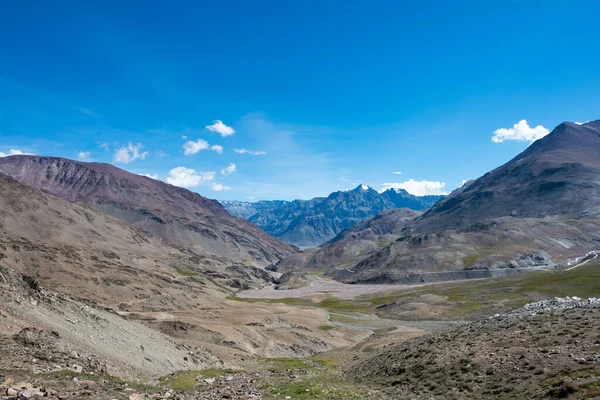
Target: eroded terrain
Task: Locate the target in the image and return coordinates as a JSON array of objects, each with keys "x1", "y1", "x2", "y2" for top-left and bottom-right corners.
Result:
[{"x1": 3, "y1": 259, "x2": 599, "y2": 399}]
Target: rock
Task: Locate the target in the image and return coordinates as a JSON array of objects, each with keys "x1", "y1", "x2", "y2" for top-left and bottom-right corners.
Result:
[
  {"x1": 20, "y1": 389, "x2": 32, "y2": 399},
  {"x1": 81, "y1": 380, "x2": 96, "y2": 389},
  {"x1": 6, "y1": 388, "x2": 18, "y2": 396},
  {"x1": 203, "y1": 378, "x2": 215, "y2": 384},
  {"x1": 128, "y1": 393, "x2": 142, "y2": 400},
  {"x1": 70, "y1": 365, "x2": 83, "y2": 373},
  {"x1": 2, "y1": 378, "x2": 15, "y2": 388},
  {"x1": 69, "y1": 351, "x2": 79, "y2": 359}
]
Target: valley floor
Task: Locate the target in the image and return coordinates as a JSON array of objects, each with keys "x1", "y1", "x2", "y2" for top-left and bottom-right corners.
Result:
[{"x1": 1, "y1": 263, "x2": 600, "y2": 399}]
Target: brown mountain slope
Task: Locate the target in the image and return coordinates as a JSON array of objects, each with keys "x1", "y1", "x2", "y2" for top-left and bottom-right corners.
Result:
[
  {"x1": 316, "y1": 121, "x2": 600, "y2": 283},
  {"x1": 0, "y1": 173, "x2": 230, "y2": 309},
  {"x1": 0, "y1": 155, "x2": 296, "y2": 266},
  {"x1": 278, "y1": 208, "x2": 422, "y2": 272},
  {"x1": 415, "y1": 120, "x2": 600, "y2": 232},
  {"x1": 0, "y1": 174, "x2": 352, "y2": 377}
]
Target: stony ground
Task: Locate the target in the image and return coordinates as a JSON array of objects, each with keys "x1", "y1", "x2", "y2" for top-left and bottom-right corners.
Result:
[
  {"x1": 237, "y1": 277, "x2": 417, "y2": 300},
  {"x1": 3, "y1": 256, "x2": 599, "y2": 399},
  {"x1": 346, "y1": 298, "x2": 600, "y2": 399},
  {"x1": 3, "y1": 298, "x2": 599, "y2": 399},
  {"x1": 0, "y1": 338, "x2": 379, "y2": 400}
]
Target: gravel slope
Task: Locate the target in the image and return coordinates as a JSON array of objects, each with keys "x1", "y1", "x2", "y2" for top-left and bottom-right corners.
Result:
[{"x1": 346, "y1": 298, "x2": 600, "y2": 399}]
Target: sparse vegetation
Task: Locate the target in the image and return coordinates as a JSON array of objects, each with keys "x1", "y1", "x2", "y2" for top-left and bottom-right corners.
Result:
[
  {"x1": 319, "y1": 325, "x2": 336, "y2": 331},
  {"x1": 159, "y1": 369, "x2": 243, "y2": 391},
  {"x1": 231, "y1": 263, "x2": 600, "y2": 323},
  {"x1": 258, "y1": 356, "x2": 369, "y2": 399},
  {"x1": 368, "y1": 262, "x2": 600, "y2": 320},
  {"x1": 172, "y1": 266, "x2": 197, "y2": 277}
]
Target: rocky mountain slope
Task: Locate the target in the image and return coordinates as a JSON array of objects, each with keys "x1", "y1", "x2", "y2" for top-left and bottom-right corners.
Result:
[
  {"x1": 346, "y1": 297, "x2": 600, "y2": 399},
  {"x1": 222, "y1": 185, "x2": 443, "y2": 247},
  {"x1": 0, "y1": 173, "x2": 362, "y2": 380},
  {"x1": 415, "y1": 120, "x2": 600, "y2": 232},
  {"x1": 278, "y1": 208, "x2": 423, "y2": 272},
  {"x1": 0, "y1": 173, "x2": 265, "y2": 309},
  {"x1": 0, "y1": 155, "x2": 296, "y2": 267},
  {"x1": 296, "y1": 121, "x2": 600, "y2": 283}
]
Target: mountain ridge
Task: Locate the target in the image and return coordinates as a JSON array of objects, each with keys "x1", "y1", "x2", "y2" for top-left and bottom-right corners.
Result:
[
  {"x1": 222, "y1": 184, "x2": 443, "y2": 246},
  {"x1": 414, "y1": 120, "x2": 600, "y2": 232},
  {"x1": 0, "y1": 155, "x2": 296, "y2": 267},
  {"x1": 287, "y1": 120, "x2": 600, "y2": 284}
]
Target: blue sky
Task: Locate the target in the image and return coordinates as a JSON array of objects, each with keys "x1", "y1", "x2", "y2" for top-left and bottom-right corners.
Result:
[{"x1": 1, "y1": 1, "x2": 599, "y2": 200}]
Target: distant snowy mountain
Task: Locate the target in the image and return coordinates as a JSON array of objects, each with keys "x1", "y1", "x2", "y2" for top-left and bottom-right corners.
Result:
[{"x1": 221, "y1": 185, "x2": 443, "y2": 246}]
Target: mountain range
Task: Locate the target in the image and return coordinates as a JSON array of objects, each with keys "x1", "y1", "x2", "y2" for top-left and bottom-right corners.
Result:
[
  {"x1": 222, "y1": 185, "x2": 443, "y2": 247},
  {"x1": 1, "y1": 120, "x2": 599, "y2": 398},
  {"x1": 0, "y1": 160, "x2": 341, "y2": 377},
  {"x1": 0, "y1": 156, "x2": 296, "y2": 268},
  {"x1": 281, "y1": 120, "x2": 600, "y2": 283}
]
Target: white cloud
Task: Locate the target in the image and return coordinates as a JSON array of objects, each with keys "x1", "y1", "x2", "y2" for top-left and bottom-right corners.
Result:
[
  {"x1": 183, "y1": 139, "x2": 209, "y2": 155},
  {"x1": 166, "y1": 167, "x2": 215, "y2": 188},
  {"x1": 77, "y1": 152, "x2": 91, "y2": 161},
  {"x1": 462, "y1": 180, "x2": 469, "y2": 185},
  {"x1": 211, "y1": 183, "x2": 230, "y2": 191},
  {"x1": 492, "y1": 120, "x2": 550, "y2": 143},
  {"x1": 234, "y1": 148, "x2": 267, "y2": 156},
  {"x1": 155, "y1": 150, "x2": 167, "y2": 157},
  {"x1": 142, "y1": 173, "x2": 159, "y2": 179},
  {"x1": 0, "y1": 149, "x2": 28, "y2": 158},
  {"x1": 220, "y1": 163, "x2": 237, "y2": 176},
  {"x1": 380, "y1": 179, "x2": 447, "y2": 196},
  {"x1": 100, "y1": 142, "x2": 110, "y2": 151},
  {"x1": 206, "y1": 120, "x2": 235, "y2": 137},
  {"x1": 393, "y1": 171, "x2": 402, "y2": 175},
  {"x1": 113, "y1": 143, "x2": 148, "y2": 164},
  {"x1": 166, "y1": 167, "x2": 229, "y2": 191},
  {"x1": 211, "y1": 145, "x2": 223, "y2": 154}
]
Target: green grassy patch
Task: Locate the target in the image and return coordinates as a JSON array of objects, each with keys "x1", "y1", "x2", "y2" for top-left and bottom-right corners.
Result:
[
  {"x1": 368, "y1": 262, "x2": 600, "y2": 320},
  {"x1": 319, "y1": 325, "x2": 336, "y2": 331},
  {"x1": 172, "y1": 266, "x2": 196, "y2": 277},
  {"x1": 206, "y1": 277, "x2": 235, "y2": 294},
  {"x1": 260, "y1": 357, "x2": 315, "y2": 371},
  {"x1": 310, "y1": 355, "x2": 339, "y2": 369},
  {"x1": 229, "y1": 294, "x2": 372, "y2": 314},
  {"x1": 545, "y1": 368, "x2": 600, "y2": 399},
  {"x1": 259, "y1": 356, "x2": 368, "y2": 399},
  {"x1": 462, "y1": 254, "x2": 480, "y2": 267},
  {"x1": 159, "y1": 369, "x2": 242, "y2": 391},
  {"x1": 39, "y1": 369, "x2": 125, "y2": 384},
  {"x1": 259, "y1": 356, "x2": 339, "y2": 374},
  {"x1": 261, "y1": 375, "x2": 368, "y2": 399},
  {"x1": 263, "y1": 381, "x2": 363, "y2": 400},
  {"x1": 232, "y1": 262, "x2": 600, "y2": 323}
]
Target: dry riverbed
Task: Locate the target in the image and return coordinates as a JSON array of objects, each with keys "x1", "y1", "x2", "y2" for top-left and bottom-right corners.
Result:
[{"x1": 236, "y1": 277, "x2": 420, "y2": 300}]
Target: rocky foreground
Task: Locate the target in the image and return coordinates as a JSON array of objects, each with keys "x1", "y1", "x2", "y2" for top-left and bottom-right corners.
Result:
[
  {"x1": 346, "y1": 297, "x2": 600, "y2": 399},
  {"x1": 2, "y1": 297, "x2": 599, "y2": 399}
]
